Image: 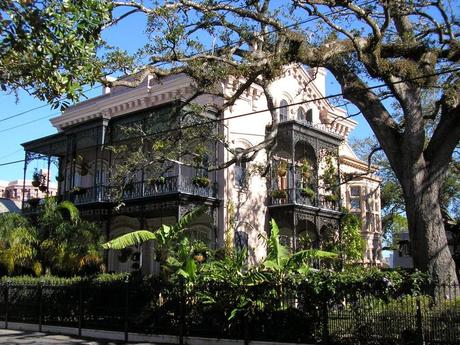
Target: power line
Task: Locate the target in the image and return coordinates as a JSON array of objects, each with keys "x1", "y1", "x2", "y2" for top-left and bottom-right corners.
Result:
[
  {"x1": 1, "y1": 66, "x2": 457, "y2": 167},
  {"x1": 0, "y1": 85, "x2": 102, "y2": 123},
  {"x1": 0, "y1": 159, "x2": 25, "y2": 167},
  {"x1": 0, "y1": 113, "x2": 59, "y2": 134},
  {"x1": 0, "y1": 1, "x2": 372, "y2": 124}
]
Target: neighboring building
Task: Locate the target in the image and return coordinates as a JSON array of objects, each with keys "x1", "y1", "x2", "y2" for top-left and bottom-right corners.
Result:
[
  {"x1": 21, "y1": 65, "x2": 382, "y2": 273},
  {"x1": 391, "y1": 231, "x2": 414, "y2": 269},
  {"x1": 0, "y1": 175, "x2": 57, "y2": 207},
  {"x1": 392, "y1": 215, "x2": 459, "y2": 271}
]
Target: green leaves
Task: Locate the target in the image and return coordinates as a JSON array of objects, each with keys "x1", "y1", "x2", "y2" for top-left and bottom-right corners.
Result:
[
  {"x1": 56, "y1": 200, "x2": 80, "y2": 223},
  {"x1": 102, "y1": 230, "x2": 156, "y2": 250},
  {"x1": 0, "y1": 197, "x2": 102, "y2": 276},
  {"x1": 0, "y1": 0, "x2": 111, "y2": 107}
]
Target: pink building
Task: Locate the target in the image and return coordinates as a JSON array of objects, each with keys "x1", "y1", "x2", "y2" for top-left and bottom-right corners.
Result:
[{"x1": 22, "y1": 66, "x2": 382, "y2": 273}]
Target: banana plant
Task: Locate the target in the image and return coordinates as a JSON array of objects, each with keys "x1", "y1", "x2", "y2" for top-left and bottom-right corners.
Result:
[
  {"x1": 262, "y1": 219, "x2": 338, "y2": 309},
  {"x1": 102, "y1": 206, "x2": 207, "y2": 280}
]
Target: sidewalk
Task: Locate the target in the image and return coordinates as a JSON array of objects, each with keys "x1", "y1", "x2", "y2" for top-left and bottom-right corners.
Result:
[{"x1": 0, "y1": 329, "x2": 155, "y2": 345}]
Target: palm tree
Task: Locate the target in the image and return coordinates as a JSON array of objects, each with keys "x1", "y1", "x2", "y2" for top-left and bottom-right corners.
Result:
[{"x1": 0, "y1": 197, "x2": 103, "y2": 276}]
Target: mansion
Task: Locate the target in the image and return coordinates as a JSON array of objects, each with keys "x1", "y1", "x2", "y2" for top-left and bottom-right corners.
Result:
[{"x1": 21, "y1": 65, "x2": 382, "y2": 273}]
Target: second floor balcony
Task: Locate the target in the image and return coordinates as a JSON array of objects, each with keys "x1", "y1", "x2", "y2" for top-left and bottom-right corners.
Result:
[
  {"x1": 66, "y1": 175, "x2": 217, "y2": 205},
  {"x1": 268, "y1": 188, "x2": 339, "y2": 211}
]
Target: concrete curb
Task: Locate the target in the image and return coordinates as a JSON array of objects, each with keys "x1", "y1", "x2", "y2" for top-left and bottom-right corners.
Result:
[{"x1": 0, "y1": 322, "x2": 314, "y2": 345}]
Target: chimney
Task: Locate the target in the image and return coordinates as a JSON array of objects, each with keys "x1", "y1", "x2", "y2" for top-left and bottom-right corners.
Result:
[{"x1": 103, "y1": 76, "x2": 117, "y2": 95}]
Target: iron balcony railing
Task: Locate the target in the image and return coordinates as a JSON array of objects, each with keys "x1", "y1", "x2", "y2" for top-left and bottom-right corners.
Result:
[
  {"x1": 66, "y1": 175, "x2": 217, "y2": 205},
  {"x1": 269, "y1": 188, "x2": 339, "y2": 211}
]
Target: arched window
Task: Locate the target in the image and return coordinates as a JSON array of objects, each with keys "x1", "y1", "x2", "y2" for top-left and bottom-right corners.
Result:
[
  {"x1": 234, "y1": 231, "x2": 248, "y2": 251},
  {"x1": 306, "y1": 109, "x2": 313, "y2": 123},
  {"x1": 297, "y1": 108, "x2": 305, "y2": 121},
  {"x1": 234, "y1": 148, "x2": 247, "y2": 188},
  {"x1": 279, "y1": 99, "x2": 288, "y2": 122}
]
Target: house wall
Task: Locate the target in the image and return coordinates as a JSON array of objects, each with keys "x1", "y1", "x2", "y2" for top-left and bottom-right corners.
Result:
[
  {"x1": 25, "y1": 65, "x2": 383, "y2": 272},
  {"x1": 222, "y1": 66, "x2": 381, "y2": 264}
]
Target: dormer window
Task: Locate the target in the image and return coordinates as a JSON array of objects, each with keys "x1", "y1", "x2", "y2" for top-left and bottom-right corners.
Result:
[{"x1": 279, "y1": 99, "x2": 288, "y2": 122}]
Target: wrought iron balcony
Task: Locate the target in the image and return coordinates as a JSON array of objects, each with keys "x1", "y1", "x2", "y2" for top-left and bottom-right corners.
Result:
[
  {"x1": 268, "y1": 188, "x2": 339, "y2": 211},
  {"x1": 66, "y1": 175, "x2": 217, "y2": 205}
]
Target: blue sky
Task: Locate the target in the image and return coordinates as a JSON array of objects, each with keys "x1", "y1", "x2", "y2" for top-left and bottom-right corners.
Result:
[{"x1": 0, "y1": 8, "x2": 374, "y2": 182}]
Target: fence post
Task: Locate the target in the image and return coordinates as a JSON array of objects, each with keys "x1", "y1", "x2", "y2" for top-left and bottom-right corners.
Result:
[
  {"x1": 415, "y1": 298, "x2": 425, "y2": 345},
  {"x1": 77, "y1": 283, "x2": 83, "y2": 337},
  {"x1": 321, "y1": 300, "x2": 329, "y2": 344},
  {"x1": 4, "y1": 283, "x2": 9, "y2": 329},
  {"x1": 124, "y1": 278, "x2": 129, "y2": 343},
  {"x1": 243, "y1": 286, "x2": 249, "y2": 345},
  {"x1": 179, "y1": 278, "x2": 185, "y2": 345},
  {"x1": 243, "y1": 311, "x2": 249, "y2": 345},
  {"x1": 38, "y1": 281, "x2": 43, "y2": 332}
]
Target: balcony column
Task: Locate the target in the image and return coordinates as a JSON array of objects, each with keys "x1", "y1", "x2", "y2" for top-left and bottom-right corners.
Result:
[
  {"x1": 291, "y1": 129, "x2": 296, "y2": 204},
  {"x1": 292, "y1": 211, "x2": 297, "y2": 252},
  {"x1": 70, "y1": 135, "x2": 77, "y2": 190},
  {"x1": 63, "y1": 135, "x2": 70, "y2": 195},
  {"x1": 46, "y1": 146, "x2": 51, "y2": 196},
  {"x1": 315, "y1": 137, "x2": 320, "y2": 207},
  {"x1": 94, "y1": 126, "x2": 100, "y2": 197},
  {"x1": 336, "y1": 146, "x2": 341, "y2": 211},
  {"x1": 21, "y1": 151, "x2": 29, "y2": 209}
]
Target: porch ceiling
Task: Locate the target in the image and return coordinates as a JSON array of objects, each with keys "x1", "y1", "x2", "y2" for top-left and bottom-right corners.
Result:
[{"x1": 21, "y1": 132, "x2": 67, "y2": 157}]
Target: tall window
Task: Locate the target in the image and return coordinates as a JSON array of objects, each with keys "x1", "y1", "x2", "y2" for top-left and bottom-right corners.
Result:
[
  {"x1": 349, "y1": 186, "x2": 361, "y2": 210},
  {"x1": 306, "y1": 109, "x2": 313, "y2": 123},
  {"x1": 297, "y1": 107, "x2": 305, "y2": 121},
  {"x1": 279, "y1": 99, "x2": 288, "y2": 122},
  {"x1": 234, "y1": 148, "x2": 247, "y2": 188}
]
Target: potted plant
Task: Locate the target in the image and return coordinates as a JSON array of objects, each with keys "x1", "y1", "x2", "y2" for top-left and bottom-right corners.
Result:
[
  {"x1": 27, "y1": 198, "x2": 40, "y2": 208},
  {"x1": 125, "y1": 181, "x2": 135, "y2": 193},
  {"x1": 271, "y1": 189, "x2": 288, "y2": 199},
  {"x1": 277, "y1": 160, "x2": 288, "y2": 177},
  {"x1": 325, "y1": 194, "x2": 339, "y2": 203},
  {"x1": 192, "y1": 176, "x2": 210, "y2": 187},
  {"x1": 300, "y1": 186, "x2": 315, "y2": 199},
  {"x1": 156, "y1": 176, "x2": 166, "y2": 185},
  {"x1": 300, "y1": 159, "x2": 312, "y2": 179},
  {"x1": 74, "y1": 155, "x2": 89, "y2": 176},
  {"x1": 69, "y1": 186, "x2": 86, "y2": 196},
  {"x1": 32, "y1": 169, "x2": 41, "y2": 187},
  {"x1": 80, "y1": 162, "x2": 89, "y2": 176}
]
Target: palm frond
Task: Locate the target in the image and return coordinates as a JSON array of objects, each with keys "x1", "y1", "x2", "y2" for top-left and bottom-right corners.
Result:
[
  {"x1": 173, "y1": 206, "x2": 207, "y2": 232},
  {"x1": 102, "y1": 230, "x2": 155, "y2": 249},
  {"x1": 290, "y1": 249, "x2": 338, "y2": 264},
  {"x1": 266, "y1": 219, "x2": 289, "y2": 265},
  {"x1": 57, "y1": 200, "x2": 80, "y2": 223}
]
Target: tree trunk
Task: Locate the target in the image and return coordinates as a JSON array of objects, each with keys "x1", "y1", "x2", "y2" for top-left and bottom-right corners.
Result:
[{"x1": 401, "y1": 165, "x2": 458, "y2": 286}]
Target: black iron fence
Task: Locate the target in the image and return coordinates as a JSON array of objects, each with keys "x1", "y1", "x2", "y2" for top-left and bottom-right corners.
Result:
[{"x1": 0, "y1": 280, "x2": 458, "y2": 344}]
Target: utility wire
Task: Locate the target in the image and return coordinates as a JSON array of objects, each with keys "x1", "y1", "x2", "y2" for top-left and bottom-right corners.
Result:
[
  {"x1": 0, "y1": 1, "x2": 372, "y2": 124},
  {"x1": 0, "y1": 113, "x2": 60, "y2": 134},
  {"x1": 1, "y1": 66, "x2": 457, "y2": 167}
]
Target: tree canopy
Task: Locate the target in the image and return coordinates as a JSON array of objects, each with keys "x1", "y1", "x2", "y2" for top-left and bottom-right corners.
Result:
[
  {"x1": 0, "y1": 0, "x2": 111, "y2": 107},
  {"x1": 3, "y1": 0, "x2": 459, "y2": 283}
]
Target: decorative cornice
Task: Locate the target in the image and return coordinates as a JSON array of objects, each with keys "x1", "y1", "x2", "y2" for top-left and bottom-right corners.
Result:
[
  {"x1": 51, "y1": 74, "x2": 196, "y2": 130},
  {"x1": 340, "y1": 155, "x2": 380, "y2": 180}
]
